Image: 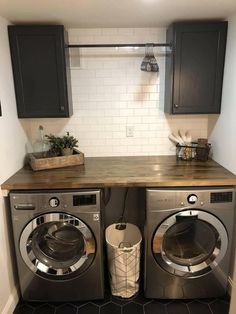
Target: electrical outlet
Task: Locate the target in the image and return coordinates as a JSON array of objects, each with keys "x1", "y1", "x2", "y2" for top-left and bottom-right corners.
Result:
[{"x1": 126, "y1": 125, "x2": 134, "y2": 137}]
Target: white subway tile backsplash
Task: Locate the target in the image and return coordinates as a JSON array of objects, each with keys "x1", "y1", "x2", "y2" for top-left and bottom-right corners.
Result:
[
  {"x1": 101, "y1": 28, "x2": 118, "y2": 36},
  {"x1": 105, "y1": 109, "x2": 120, "y2": 117},
  {"x1": 112, "y1": 117, "x2": 127, "y2": 124},
  {"x1": 133, "y1": 93, "x2": 149, "y2": 101},
  {"x1": 149, "y1": 93, "x2": 159, "y2": 101},
  {"x1": 120, "y1": 93, "x2": 134, "y2": 101},
  {"x1": 119, "y1": 109, "x2": 134, "y2": 116},
  {"x1": 127, "y1": 116, "x2": 142, "y2": 124},
  {"x1": 134, "y1": 108, "x2": 149, "y2": 116}
]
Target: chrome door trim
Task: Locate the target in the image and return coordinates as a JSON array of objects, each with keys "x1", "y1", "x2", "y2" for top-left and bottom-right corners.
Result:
[
  {"x1": 20, "y1": 212, "x2": 96, "y2": 279},
  {"x1": 152, "y1": 209, "x2": 228, "y2": 277}
]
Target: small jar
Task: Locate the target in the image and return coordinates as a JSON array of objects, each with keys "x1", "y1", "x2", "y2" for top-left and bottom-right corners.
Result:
[
  {"x1": 196, "y1": 138, "x2": 209, "y2": 161},
  {"x1": 198, "y1": 138, "x2": 208, "y2": 147}
]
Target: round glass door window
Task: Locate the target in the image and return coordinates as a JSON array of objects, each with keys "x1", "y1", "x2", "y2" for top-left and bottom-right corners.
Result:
[
  {"x1": 152, "y1": 210, "x2": 228, "y2": 277},
  {"x1": 20, "y1": 213, "x2": 96, "y2": 279}
]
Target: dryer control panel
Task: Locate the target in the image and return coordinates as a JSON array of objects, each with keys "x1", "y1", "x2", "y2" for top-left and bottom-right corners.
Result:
[
  {"x1": 210, "y1": 192, "x2": 233, "y2": 203},
  {"x1": 146, "y1": 187, "x2": 235, "y2": 211}
]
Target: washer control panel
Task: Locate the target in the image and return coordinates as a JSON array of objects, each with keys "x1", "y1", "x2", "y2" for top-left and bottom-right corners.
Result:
[
  {"x1": 187, "y1": 194, "x2": 198, "y2": 204},
  {"x1": 49, "y1": 197, "x2": 60, "y2": 208}
]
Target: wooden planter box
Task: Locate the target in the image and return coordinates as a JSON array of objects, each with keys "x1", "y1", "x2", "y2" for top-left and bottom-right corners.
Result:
[{"x1": 28, "y1": 149, "x2": 84, "y2": 171}]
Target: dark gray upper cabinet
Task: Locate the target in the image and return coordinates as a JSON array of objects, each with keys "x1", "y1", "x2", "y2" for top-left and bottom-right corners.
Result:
[
  {"x1": 8, "y1": 25, "x2": 73, "y2": 118},
  {"x1": 165, "y1": 22, "x2": 228, "y2": 114}
]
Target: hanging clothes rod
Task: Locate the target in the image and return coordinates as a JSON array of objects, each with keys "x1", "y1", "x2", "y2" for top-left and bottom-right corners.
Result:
[{"x1": 67, "y1": 43, "x2": 172, "y2": 48}]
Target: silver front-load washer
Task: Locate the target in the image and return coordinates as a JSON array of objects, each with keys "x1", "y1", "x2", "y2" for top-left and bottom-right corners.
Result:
[
  {"x1": 144, "y1": 187, "x2": 235, "y2": 299},
  {"x1": 10, "y1": 189, "x2": 104, "y2": 302}
]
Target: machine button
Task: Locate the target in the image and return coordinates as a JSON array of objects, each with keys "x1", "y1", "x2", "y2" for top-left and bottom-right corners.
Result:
[
  {"x1": 49, "y1": 197, "x2": 60, "y2": 208},
  {"x1": 187, "y1": 194, "x2": 198, "y2": 204}
]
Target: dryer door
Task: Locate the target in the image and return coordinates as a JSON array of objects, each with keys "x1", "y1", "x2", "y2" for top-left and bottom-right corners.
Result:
[
  {"x1": 20, "y1": 212, "x2": 96, "y2": 279},
  {"x1": 152, "y1": 209, "x2": 228, "y2": 277}
]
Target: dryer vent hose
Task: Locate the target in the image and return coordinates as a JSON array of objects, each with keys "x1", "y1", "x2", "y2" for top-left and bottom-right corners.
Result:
[{"x1": 116, "y1": 188, "x2": 129, "y2": 230}]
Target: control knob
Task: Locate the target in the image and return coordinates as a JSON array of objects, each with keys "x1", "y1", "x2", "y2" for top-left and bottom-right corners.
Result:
[
  {"x1": 187, "y1": 194, "x2": 198, "y2": 204},
  {"x1": 49, "y1": 197, "x2": 60, "y2": 208}
]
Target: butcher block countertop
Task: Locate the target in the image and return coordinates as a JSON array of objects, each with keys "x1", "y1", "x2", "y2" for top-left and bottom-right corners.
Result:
[{"x1": 1, "y1": 156, "x2": 236, "y2": 192}]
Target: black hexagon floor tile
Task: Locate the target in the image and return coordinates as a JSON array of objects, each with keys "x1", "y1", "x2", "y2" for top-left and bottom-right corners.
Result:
[
  {"x1": 55, "y1": 303, "x2": 77, "y2": 314},
  {"x1": 209, "y1": 299, "x2": 230, "y2": 314},
  {"x1": 22, "y1": 301, "x2": 44, "y2": 308},
  {"x1": 100, "y1": 302, "x2": 122, "y2": 314},
  {"x1": 144, "y1": 300, "x2": 166, "y2": 314},
  {"x1": 166, "y1": 301, "x2": 189, "y2": 314},
  {"x1": 78, "y1": 303, "x2": 99, "y2": 314},
  {"x1": 13, "y1": 291, "x2": 230, "y2": 314},
  {"x1": 187, "y1": 301, "x2": 212, "y2": 314},
  {"x1": 14, "y1": 304, "x2": 34, "y2": 314},
  {"x1": 133, "y1": 293, "x2": 151, "y2": 305},
  {"x1": 123, "y1": 302, "x2": 143, "y2": 314},
  {"x1": 34, "y1": 304, "x2": 55, "y2": 314}
]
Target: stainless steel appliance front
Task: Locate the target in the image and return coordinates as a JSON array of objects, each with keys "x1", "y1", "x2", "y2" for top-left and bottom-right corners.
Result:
[
  {"x1": 10, "y1": 190, "x2": 104, "y2": 302},
  {"x1": 145, "y1": 187, "x2": 235, "y2": 299}
]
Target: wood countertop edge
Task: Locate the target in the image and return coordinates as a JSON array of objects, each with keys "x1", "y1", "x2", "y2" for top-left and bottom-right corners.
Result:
[{"x1": 2, "y1": 179, "x2": 236, "y2": 194}]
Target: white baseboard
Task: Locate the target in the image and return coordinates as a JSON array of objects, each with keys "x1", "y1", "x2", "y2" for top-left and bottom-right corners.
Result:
[
  {"x1": 2, "y1": 286, "x2": 19, "y2": 314},
  {"x1": 228, "y1": 276, "x2": 233, "y2": 296}
]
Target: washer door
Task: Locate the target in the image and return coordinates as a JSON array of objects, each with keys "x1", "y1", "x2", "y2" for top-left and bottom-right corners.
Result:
[
  {"x1": 20, "y1": 212, "x2": 96, "y2": 279},
  {"x1": 152, "y1": 210, "x2": 228, "y2": 277}
]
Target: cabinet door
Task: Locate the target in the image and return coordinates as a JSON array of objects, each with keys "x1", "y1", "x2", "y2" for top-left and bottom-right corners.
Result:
[
  {"x1": 8, "y1": 26, "x2": 72, "y2": 118},
  {"x1": 165, "y1": 22, "x2": 227, "y2": 114}
]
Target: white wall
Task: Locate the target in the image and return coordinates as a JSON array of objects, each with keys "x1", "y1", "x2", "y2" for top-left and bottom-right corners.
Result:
[
  {"x1": 209, "y1": 17, "x2": 236, "y2": 175},
  {"x1": 23, "y1": 28, "x2": 208, "y2": 156},
  {"x1": 0, "y1": 16, "x2": 28, "y2": 314}
]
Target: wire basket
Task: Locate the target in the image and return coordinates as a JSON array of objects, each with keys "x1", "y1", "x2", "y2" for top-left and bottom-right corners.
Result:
[{"x1": 176, "y1": 143, "x2": 211, "y2": 161}]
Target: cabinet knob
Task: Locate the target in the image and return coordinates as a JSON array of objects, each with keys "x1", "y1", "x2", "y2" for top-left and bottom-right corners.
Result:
[
  {"x1": 60, "y1": 106, "x2": 65, "y2": 111},
  {"x1": 174, "y1": 104, "x2": 179, "y2": 108}
]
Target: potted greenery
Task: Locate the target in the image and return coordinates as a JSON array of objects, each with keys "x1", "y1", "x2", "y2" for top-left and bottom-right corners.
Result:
[{"x1": 45, "y1": 132, "x2": 78, "y2": 157}]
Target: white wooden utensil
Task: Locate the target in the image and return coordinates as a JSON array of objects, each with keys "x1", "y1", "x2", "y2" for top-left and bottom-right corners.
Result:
[
  {"x1": 178, "y1": 129, "x2": 187, "y2": 142},
  {"x1": 185, "y1": 131, "x2": 192, "y2": 144},
  {"x1": 169, "y1": 133, "x2": 185, "y2": 145}
]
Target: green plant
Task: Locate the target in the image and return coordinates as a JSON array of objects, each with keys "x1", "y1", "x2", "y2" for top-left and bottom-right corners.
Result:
[
  {"x1": 61, "y1": 132, "x2": 78, "y2": 149},
  {"x1": 45, "y1": 134, "x2": 62, "y2": 157},
  {"x1": 45, "y1": 132, "x2": 78, "y2": 157}
]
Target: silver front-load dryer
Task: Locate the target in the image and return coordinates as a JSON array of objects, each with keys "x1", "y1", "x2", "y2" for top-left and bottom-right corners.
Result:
[
  {"x1": 144, "y1": 187, "x2": 235, "y2": 299},
  {"x1": 10, "y1": 189, "x2": 104, "y2": 302}
]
